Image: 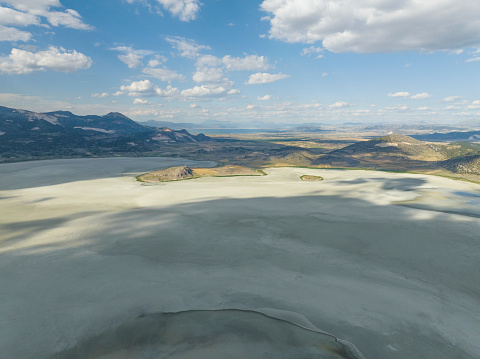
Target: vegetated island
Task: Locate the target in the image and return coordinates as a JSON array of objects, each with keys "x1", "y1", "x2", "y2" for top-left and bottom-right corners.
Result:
[
  {"x1": 137, "y1": 165, "x2": 266, "y2": 182},
  {"x1": 300, "y1": 175, "x2": 324, "y2": 181}
]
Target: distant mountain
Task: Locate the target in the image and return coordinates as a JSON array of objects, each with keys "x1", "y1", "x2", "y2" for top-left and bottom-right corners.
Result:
[
  {"x1": 142, "y1": 120, "x2": 202, "y2": 130},
  {"x1": 0, "y1": 106, "x2": 211, "y2": 161},
  {"x1": 324, "y1": 134, "x2": 442, "y2": 158},
  {"x1": 315, "y1": 134, "x2": 445, "y2": 166},
  {"x1": 413, "y1": 130, "x2": 480, "y2": 142},
  {"x1": 0, "y1": 106, "x2": 152, "y2": 136}
]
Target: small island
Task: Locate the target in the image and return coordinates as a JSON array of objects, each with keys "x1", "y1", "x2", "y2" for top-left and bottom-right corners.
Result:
[
  {"x1": 137, "y1": 165, "x2": 266, "y2": 182},
  {"x1": 300, "y1": 174, "x2": 324, "y2": 182}
]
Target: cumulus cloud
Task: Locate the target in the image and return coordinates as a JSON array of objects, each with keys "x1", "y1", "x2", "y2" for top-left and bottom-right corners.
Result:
[
  {"x1": 142, "y1": 66, "x2": 185, "y2": 82},
  {"x1": 0, "y1": 25, "x2": 31, "y2": 42},
  {"x1": 222, "y1": 55, "x2": 270, "y2": 71},
  {"x1": 166, "y1": 36, "x2": 210, "y2": 58},
  {"x1": 120, "y1": 79, "x2": 158, "y2": 97},
  {"x1": 443, "y1": 96, "x2": 461, "y2": 102},
  {"x1": 120, "y1": 80, "x2": 180, "y2": 98},
  {"x1": 128, "y1": 0, "x2": 201, "y2": 21},
  {"x1": 133, "y1": 98, "x2": 150, "y2": 104},
  {"x1": 155, "y1": 85, "x2": 180, "y2": 97},
  {"x1": 91, "y1": 92, "x2": 109, "y2": 98},
  {"x1": 329, "y1": 101, "x2": 353, "y2": 108},
  {"x1": 194, "y1": 54, "x2": 271, "y2": 72},
  {"x1": 467, "y1": 100, "x2": 480, "y2": 110},
  {"x1": 147, "y1": 55, "x2": 168, "y2": 67},
  {"x1": 181, "y1": 84, "x2": 230, "y2": 98},
  {"x1": 157, "y1": 0, "x2": 201, "y2": 21},
  {"x1": 258, "y1": 94, "x2": 271, "y2": 101},
  {"x1": 193, "y1": 67, "x2": 224, "y2": 83},
  {"x1": 0, "y1": 0, "x2": 92, "y2": 42},
  {"x1": 227, "y1": 89, "x2": 240, "y2": 95},
  {"x1": 246, "y1": 72, "x2": 289, "y2": 85},
  {"x1": 0, "y1": 6, "x2": 40, "y2": 27},
  {"x1": 118, "y1": 79, "x2": 237, "y2": 100},
  {"x1": 111, "y1": 46, "x2": 155, "y2": 68},
  {"x1": 195, "y1": 54, "x2": 222, "y2": 68},
  {"x1": 410, "y1": 92, "x2": 432, "y2": 100},
  {"x1": 0, "y1": 46, "x2": 92, "y2": 74},
  {"x1": 260, "y1": 0, "x2": 480, "y2": 53},
  {"x1": 300, "y1": 46, "x2": 323, "y2": 58},
  {"x1": 388, "y1": 92, "x2": 411, "y2": 98}
]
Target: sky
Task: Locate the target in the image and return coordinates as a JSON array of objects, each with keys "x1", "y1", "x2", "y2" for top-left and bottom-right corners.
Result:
[{"x1": 1, "y1": 0, "x2": 480, "y2": 125}]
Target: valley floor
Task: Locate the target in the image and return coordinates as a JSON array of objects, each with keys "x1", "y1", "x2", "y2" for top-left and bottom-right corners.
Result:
[{"x1": 0, "y1": 158, "x2": 479, "y2": 359}]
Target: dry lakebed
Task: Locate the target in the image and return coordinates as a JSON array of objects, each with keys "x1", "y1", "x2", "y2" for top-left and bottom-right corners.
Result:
[{"x1": 0, "y1": 157, "x2": 479, "y2": 359}]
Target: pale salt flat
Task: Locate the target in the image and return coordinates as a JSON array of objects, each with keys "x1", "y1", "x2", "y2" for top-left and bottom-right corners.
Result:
[{"x1": 0, "y1": 157, "x2": 479, "y2": 359}]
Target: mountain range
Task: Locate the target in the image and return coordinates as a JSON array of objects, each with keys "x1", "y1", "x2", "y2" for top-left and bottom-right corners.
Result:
[{"x1": 0, "y1": 106, "x2": 210, "y2": 160}]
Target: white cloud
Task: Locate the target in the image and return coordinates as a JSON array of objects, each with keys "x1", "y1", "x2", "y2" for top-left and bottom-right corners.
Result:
[
  {"x1": 0, "y1": 6, "x2": 40, "y2": 26},
  {"x1": 301, "y1": 46, "x2": 323, "y2": 58},
  {"x1": 193, "y1": 67, "x2": 224, "y2": 83},
  {"x1": 91, "y1": 92, "x2": 109, "y2": 98},
  {"x1": 443, "y1": 96, "x2": 461, "y2": 102},
  {"x1": 166, "y1": 36, "x2": 210, "y2": 58},
  {"x1": 388, "y1": 92, "x2": 411, "y2": 98},
  {"x1": 190, "y1": 103, "x2": 199, "y2": 108},
  {"x1": 260, "y1": 0, "x2": 480, "y2": 53},
  {"x1": 0, "y1": 25, "x2": 31, "y2": 42},
  {"x1": 133, "y1": 98, "x2": 150, "y2": 104},
  {"x1": 120, "y1": 79, "x2": 158, "y2": 97},
  {"x1": 155, "y1": 85, "x2": 180, "y2": 97},
  {"x1": 222, "y1": 54, "x2": 270, "y2": 71},
  {"x1": 195, "y1": 54, "x2": 222, "y2": 68},
  {"x1": 126, "y1": 109, "x2": 160, "y2": 117},
  {"x1": 0, "y1": 46, "x2": 92, "y2": 74},
  {"x1": 111, "y1": 46, "x2": 155, "y2": 68},
  {"x1": 410, "y1": 92, "x2": 432, "y2": 100},
  {"x1": 227, "y1": 89, "x2": 240, "y2": 95},
  {"x1": 43, "y1": 8, "x2": 92, "y2": 30},
  {"x1": 417, "y1": 106, "x2": 433, "y2": 111},
  {"x1": 445, "y1": 105, "x2": 460, "y2": 111},
  {"x1": 129, "y1": 0, "x2": 201, "y2": 21},
  {"x1": 0, "y1": 0, "x2": 92, "y2": 34},
  {"x1": 147, "y1": 55, "x2": 167, "y2": 67},
  {"x1": 467, "y1": 100, "x2": 480, "y2": 110},
  {"x1": 385, "y1": 105, "x2": 410, "y2": 111},
  {"x1": 119, "y1": 78, "x2": 238, "y2": 100},
  {"x1": 181, "y1": 84, "x2": 229, "y2": 98},
  {"x1": 118, "y1": 52, "x2": 143, "y2": 68},
  {"x1": 466, "y1": 57, "x2": 480, "y2": 63},
  {"x1": 142, "y1": 66, "x2": 185, "y2": 82},
  {"x1": 158, "y1": 0, "x2": 201, "y2": 21},
  {"x1": 246, "y1": 72, "x2": 289, "y2": 85},
  {"x1": 258, "y1": 94, "x2": 271, "y2": 101},
  {"x1": 329, "y1": 101, "x2": 352, "y2": 108},
  {"x1": 322, "y1": 72, "x2": 328, "y2": 77},
  {"x1": 246, "y1": 104, "x2": 256, "y2": 110}
]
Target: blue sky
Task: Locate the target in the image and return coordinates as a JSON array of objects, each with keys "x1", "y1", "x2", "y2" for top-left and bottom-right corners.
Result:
[{"x1": 1, "y1": 0, "x2": 480, "y2": 125}]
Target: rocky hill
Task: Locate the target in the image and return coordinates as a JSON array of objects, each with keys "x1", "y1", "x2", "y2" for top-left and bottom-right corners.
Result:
[
  {"x1": 315, "y1": 134, "x2": 444, "y2": 166},
  {"x1": 0, "y1": 106, "x2": 211, "y2": 161},
  {"x1": 439, "y1": 154, "x2": 480, "y2": 175}
]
